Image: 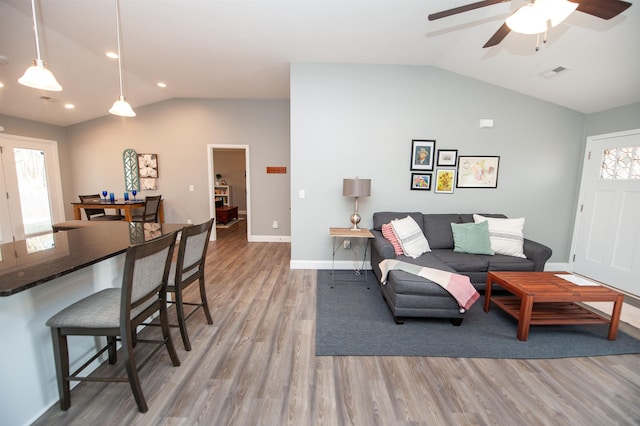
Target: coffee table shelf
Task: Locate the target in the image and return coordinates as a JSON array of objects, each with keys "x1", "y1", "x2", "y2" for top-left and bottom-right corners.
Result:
[{"x1": 492, "y1": 297, "x2": 612, "y2": 326}]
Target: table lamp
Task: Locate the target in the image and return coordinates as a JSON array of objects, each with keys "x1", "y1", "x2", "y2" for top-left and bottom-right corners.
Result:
[{"x1": 343, "y1": 178, "x2": 371, "y2": 231}]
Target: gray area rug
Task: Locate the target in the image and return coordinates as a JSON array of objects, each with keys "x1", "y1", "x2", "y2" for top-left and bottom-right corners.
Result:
[{"x1": 316, "y1": 270, "x2": 640, "y2": 358}]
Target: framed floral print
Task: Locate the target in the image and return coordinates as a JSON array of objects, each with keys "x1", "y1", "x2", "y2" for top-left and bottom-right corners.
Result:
[
  {"x1": 138, "y1": 153, "x2": 158, "y2": 178},
  {"x1": 435, "y1": 169, "x2": 455, "y2": 194}
]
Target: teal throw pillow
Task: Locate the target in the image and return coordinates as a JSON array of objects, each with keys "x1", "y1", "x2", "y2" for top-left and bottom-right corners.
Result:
[{"x1": 451, "y1": 221, "x2": 494, "y2": 255}]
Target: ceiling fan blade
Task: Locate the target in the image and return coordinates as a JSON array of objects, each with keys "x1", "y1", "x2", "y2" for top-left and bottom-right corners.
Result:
[
  {"x1": 428, "y1": 0, "x2": 511, "y2": 21},
  {"x1": 570, "y1": 0, "x2": 632, "y2": 20},
  {"x1": 483, "y1": 23, "x2": 511, "y2": 48}
]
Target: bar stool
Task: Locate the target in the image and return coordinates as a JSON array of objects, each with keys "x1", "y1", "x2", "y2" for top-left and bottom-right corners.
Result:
[
  {"x1": 46, "y1": 231, "x2": 179, "y2": 413},
  {"x1": 167, "y1": 218, "x2": 215, "y2": 351}
]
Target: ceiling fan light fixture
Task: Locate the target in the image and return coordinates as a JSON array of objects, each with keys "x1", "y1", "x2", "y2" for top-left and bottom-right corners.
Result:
[
  {"x1": 506, "y1": 3, "x2": 548, "y2": 34},
  {"x1": 109, "y1": 96, "x2": 136, "y2": 117},
  {"x1": 18, "y1": 59, "x2": 63, "y2": 91},
  {"x1": 539, "y1": 0, "x2": 579, "y2": 27}
]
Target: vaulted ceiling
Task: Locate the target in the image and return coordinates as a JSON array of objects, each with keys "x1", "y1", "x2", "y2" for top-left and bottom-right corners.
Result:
[{"x1": 1, "y1": 0, "x2": 638, "y2": 127}]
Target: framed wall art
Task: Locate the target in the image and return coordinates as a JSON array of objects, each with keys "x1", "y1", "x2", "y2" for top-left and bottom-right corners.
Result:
[
  {"x1": 410, "y1": 139, "x2": 435, "y2": 171},
  {"x1": 437, "y1": 149, "x2": 458, "y2": 167},
  {"x1": 456, "y1": 156, "x2": 500, "y2": 188},
  {"x1": 138, "y1": 153, "x2": 159, "y2": 178},
  {"x1": 411, "y1": 173, "x2": 432, "y2": 190},
  {"x1": 435, "y1": 169, "x2": 456, "y2": 194}
]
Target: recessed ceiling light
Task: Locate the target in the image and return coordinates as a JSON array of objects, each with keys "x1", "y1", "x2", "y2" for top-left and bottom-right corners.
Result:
[
  {"x1": 64, "y1": 103, "x2": 75, "y2": 109},
  {"x1": 0, "y1": 82, "x2": 4, "y2": 88},
  {"x1": 105, "y1": 51, "x2": 118, "y2": 59},
  {"x1": 157, "y1": 82, "x2": 167, "y2": 88}
]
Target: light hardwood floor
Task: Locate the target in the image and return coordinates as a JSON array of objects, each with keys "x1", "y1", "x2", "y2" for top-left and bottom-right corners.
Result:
[{"x1": 33, "y1": 222, "x2": 640, "y2": 425}]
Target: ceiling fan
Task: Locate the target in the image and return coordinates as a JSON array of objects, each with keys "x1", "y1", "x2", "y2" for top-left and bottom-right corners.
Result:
[{"x1": 428, "y1": 0, "x2": 632, "y2": 48}]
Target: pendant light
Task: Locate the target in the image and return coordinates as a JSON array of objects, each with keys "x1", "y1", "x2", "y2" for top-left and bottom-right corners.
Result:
[
  {"x1": 18, "y1": 0, "x2": 62, "y2": 91},
  {"x1": 109, "y1": 0, "x2": 136, "y2": 117}
]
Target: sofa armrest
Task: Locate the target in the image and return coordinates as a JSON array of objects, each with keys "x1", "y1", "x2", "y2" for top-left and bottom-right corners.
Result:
[
  {"x1": 371, "y1": 230, "x2": 396, "y2": 260},
  {"x1": 523, "y1": 239, "x2": 553, "y2": 271}
]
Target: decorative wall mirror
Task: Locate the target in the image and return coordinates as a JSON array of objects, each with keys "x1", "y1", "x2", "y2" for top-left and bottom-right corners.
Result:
[{"x1": 123, "y1": 148, "x2": 140, "y2": 191}]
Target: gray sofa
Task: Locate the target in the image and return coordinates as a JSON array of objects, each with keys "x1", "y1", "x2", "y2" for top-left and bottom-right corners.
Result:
[{"x1": 371, "y1": 212, "x2": 552, "y2": 325}]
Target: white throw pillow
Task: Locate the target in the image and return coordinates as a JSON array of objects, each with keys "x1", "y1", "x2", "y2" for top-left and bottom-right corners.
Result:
[
  {"x1": 390, "y1": 216, "x2": 431, "y2": 258},
  {"x1": 473, "y1": 214, "x2": 525, "y2": 258}
]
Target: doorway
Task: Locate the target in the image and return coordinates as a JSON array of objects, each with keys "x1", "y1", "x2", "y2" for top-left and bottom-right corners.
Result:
[
  {"x1": 0, "y1": 134, "x2": 64, "y2": 243},
  {"x1": 571, "y1": 129, "x2": 640, "y2": 297},
  {"x1": 207, "y1": 144, "x2": 250, "y2": 241}
]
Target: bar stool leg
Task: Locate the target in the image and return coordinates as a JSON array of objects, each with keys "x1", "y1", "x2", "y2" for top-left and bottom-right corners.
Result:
[{"x1": 50, "y1": 328, "x2": 71, "y2": 410}]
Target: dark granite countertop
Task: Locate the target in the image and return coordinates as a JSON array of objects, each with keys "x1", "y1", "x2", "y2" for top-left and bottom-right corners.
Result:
[{"x1": 0, "y1": 222, "x2": 185, "y2": 296}]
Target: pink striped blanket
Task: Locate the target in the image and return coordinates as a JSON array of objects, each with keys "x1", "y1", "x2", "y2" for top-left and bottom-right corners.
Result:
[{"x1": 378, "y1": 259, "x2": 480, "y2": 312}]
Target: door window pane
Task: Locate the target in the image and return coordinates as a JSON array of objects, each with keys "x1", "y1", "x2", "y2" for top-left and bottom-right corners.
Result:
[
  {"x1": 14, "y1": 148, "x2": 53, "y2": 235},
  {"x1": 600, "y1": 146, "x2": 640, "y2": 180}
]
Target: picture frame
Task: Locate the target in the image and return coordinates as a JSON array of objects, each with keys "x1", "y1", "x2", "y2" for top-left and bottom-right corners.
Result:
[
  {"x1": 138, "y1": 153, "x2": 159, "y2": 178},
  {"x1": 410, "y1": 173, "x2": 432, "y2": 190},
  {"x1": 140, "y1": 178, "x2": 157, "y2": 190},
  {"x1": 456, "y1": 156, "x2": 500, "y2": 188},
  {"x1": 437, "y1": 149, "x2": 458, "y2": 167},
  {"x1": 410, "y1": 139, "x2": 435, "y2": 171},
  {"x1": 435, "y1": 169, "x2": 456, "y2": 194}
]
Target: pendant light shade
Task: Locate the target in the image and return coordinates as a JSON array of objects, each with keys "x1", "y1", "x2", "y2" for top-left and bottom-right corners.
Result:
[
  {"x1": 19, "y1": 0, "x2": 62, "y2": 91},
  {"x1": 109, "y1": 96, "x2": 136, "y2": 117},
  {"x1": 110, "y1": 0, "x2": 135, "y2": 117}
]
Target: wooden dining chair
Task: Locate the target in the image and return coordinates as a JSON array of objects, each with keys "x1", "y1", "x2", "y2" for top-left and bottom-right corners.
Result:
[
  {"x1": 46, "y1": 231, "x2": 180, "y2": 413},
  {"x1": 166, "y1": 218, "x2": 215, "y2": 351},
  {"x1": 131, "y1": 195, "x2": 162, "y2": 223},
  {"x1": 79, "y1": 194, "x2": 123, "y2": 221}
]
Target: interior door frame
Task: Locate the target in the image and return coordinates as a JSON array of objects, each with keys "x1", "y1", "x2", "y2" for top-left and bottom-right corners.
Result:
[
  {"x1": 569, "y1": 128, "x2": 640, "y2": 280},
  {"x1": 207, "y1": 144, "x2": 251, "y2": 241},
  {"x1": 0, "y1": 134, "x2": 65, "y2": 241}
]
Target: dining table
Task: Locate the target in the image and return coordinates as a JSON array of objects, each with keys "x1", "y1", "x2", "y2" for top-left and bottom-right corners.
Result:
[{"x1": 71, "y1": 198, "x2": 164, "y2": 223}]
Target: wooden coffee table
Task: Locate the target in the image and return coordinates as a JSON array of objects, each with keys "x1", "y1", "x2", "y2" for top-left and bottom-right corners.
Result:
[{"x1": 484, "y1": 271, "x2": 624, "y2": 341}]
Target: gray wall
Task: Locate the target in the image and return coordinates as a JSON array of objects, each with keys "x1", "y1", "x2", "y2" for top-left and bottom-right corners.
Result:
[
  {"x1": 585, "y1": 101, "x2": 640, "y2": 137},
  {"x1": 290, "y1": 64, "x2": 586, "y2": 266},
  {"x1": 65, "y1": 98, "x2": 290, "y2": 237}
]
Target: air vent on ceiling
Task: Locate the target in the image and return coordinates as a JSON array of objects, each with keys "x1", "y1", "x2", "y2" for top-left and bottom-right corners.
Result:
[{"x1": 541, "y1": 66, "x2": 570, "y2": 78}]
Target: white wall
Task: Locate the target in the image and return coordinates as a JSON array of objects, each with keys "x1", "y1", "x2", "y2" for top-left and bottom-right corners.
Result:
[{"x1": 290, "y1": 64, "x2": 586, "y2": 267}]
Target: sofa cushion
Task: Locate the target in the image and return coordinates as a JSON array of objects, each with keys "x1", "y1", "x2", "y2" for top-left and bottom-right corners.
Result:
[
  {"x1": 390, "y1": 216, "x2": 430, "y2": 258},
  {"x1": 421, "y1": 214, "x2": 461, "y2": 249},
  {"x1": 451, "y1": 221, "x2": 494, "y2": 255},
  {"x1": 381, "y1": 223, "x2": 403, "y2": 255},
  {"x1": 373, "y1": 212, "x2": 423, "y2": 232},
  {"x1": 474, "y1": 214, "x2": 526, "y2": 258},
  {"x1": 430, "y1": 249, "x2": 489, "y2": 272}
]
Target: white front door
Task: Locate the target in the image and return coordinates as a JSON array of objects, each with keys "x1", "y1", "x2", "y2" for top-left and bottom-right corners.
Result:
[
  {"x1": 0, "y1": 134, "x2": 64, "y2": 242},
  {"x1": 571, "y1": 129, "x2": 640, "y2": 296}
]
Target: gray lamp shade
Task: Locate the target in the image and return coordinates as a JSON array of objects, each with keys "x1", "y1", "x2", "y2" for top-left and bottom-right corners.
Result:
[{"x1": 343, "y1": 178, "x2": 371, "y2": 197}]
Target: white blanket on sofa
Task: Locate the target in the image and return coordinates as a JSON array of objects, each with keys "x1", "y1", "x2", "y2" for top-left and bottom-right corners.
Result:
[{"x1": 378, "y1": 259, "x2": 480, "y2": 312}]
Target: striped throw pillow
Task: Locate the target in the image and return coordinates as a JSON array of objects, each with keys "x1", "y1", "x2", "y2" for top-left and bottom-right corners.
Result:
[{"x1": 382, "y1": 223, "x2": 404, "y2": 255}]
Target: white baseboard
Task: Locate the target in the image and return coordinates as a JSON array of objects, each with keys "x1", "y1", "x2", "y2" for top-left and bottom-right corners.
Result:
[
  {"x1": 249, "y1": 235, "x2": 291, "y2": 243},
  {"x1": 290, "y1": 260, "x2": 371, "y2": 270}
]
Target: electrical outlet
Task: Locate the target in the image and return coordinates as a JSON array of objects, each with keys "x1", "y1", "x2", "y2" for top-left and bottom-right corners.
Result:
[
  {"x1": 272, "y1": 220, "x2": 279, "y2": 229},
  {"x1": 187, "y1": 219, "x2": 192, "y2": 224},
  {"x1": 343, "y1": 240, "x2": 351, "y2": 249}
]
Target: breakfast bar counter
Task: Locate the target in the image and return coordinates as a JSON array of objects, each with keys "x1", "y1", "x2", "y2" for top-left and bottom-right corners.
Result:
[{"x1": 0, "y1": 221, "x2": 183, "y2": 426}]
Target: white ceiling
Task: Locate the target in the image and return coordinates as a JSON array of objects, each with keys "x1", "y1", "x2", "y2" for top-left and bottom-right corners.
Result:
[{"x1": 1, "y1": 0, "x2": 638, "y2": 127}]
